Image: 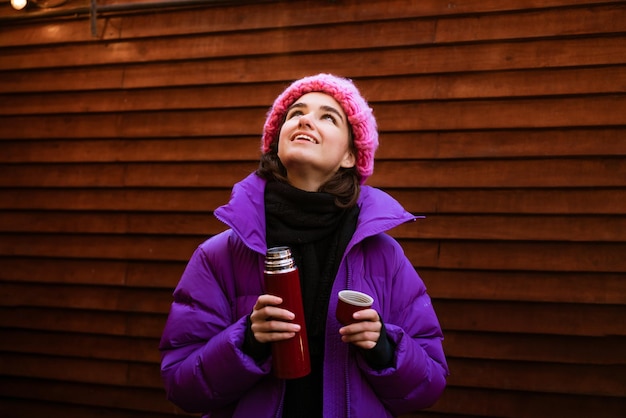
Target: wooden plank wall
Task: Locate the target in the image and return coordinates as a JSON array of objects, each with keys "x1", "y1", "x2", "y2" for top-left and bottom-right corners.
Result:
[{"x1": 1, "y1": 0, "x2": 625, "y2": 417}]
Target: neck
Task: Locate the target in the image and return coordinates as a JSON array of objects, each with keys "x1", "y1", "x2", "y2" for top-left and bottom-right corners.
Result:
[{"x1": 286, "y1": 171, "x2": 329, "y2": 192}]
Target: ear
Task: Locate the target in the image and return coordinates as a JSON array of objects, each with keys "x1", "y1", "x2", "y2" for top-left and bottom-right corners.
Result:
[{"x1": 340, "y1": 150, "x2": 356, "y2": 169}]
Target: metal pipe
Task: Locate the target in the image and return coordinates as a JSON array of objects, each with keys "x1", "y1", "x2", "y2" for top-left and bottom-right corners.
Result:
[{"x1": 0, "y1": 0, "x2": 251, "y2": 23}]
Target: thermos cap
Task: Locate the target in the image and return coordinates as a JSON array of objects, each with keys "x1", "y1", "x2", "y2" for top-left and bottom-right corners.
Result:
[{"x1": 265, "y1": 246, "x2": 296, "y2": 273}]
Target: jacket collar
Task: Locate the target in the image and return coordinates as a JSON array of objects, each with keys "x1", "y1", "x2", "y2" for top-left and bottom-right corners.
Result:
[{"x1": 214, "y1": 172, "x2": 417, "y2": 254}]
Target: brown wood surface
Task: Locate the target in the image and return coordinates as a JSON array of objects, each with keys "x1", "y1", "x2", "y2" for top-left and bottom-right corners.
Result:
[
  {"x1": 2, "y1": 158, "x2": 625, "y2": 188},
  {"x1": 2, "y1": 4, "x2": 625, "y2": 71},
  {"x1": 1, "y1": 0, "x2": 625, "y2": 417},
  {"x1": 2, "y1": 0, "x2": 624, "y2": 46},
  {"x1": 2, "y1": 37, "x2": 626, "y2": 93},
  {"x1": 429, "y1": 387, "x2": 626, "y2": 418},
  {"x1": 1, "y1": 95, "x2": 626, "y2": 138},
  {"x1": 3, "y1": 67, "x2": 626, "y2": 116}
]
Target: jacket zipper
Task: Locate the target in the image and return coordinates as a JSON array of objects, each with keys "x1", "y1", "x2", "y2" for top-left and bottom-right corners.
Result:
[
  {"x1": 275, "y1": 380, "x2": 285, "y2": 418},
  {"x1": 344, "y1": 258, "x2": 352, "y2": 418}
]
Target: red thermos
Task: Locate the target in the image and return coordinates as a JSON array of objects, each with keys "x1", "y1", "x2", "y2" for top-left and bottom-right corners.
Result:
[{"x1": 263, "y1": 246, "x2": 311, "y2": 379}]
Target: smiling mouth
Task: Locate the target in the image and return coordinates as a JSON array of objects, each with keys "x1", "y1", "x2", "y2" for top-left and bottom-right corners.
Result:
[{"x1": 293, "y1": 134, "x2": 317, "y2": 144}]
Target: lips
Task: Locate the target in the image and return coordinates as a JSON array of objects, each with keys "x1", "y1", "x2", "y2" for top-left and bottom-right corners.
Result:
[{"x1": 292, "y1": 133, "x2": 318, "y2": 144}]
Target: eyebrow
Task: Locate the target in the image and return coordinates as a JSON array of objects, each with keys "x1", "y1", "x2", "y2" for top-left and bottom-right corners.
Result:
[{"x1": 288, "y1": 102, "x2": 346, "y2": 123}]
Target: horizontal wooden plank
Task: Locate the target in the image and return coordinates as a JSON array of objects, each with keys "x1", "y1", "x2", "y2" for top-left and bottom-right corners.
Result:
[
  {"x1": 388, "y1": 188, "x2": 626, "y2": 215},
  {"x1": 0, "y1": 162, "x2": 258, "y2": 187},
  {"x1": 0, "y1": 354, "x2": 162, "y2": 389},
  {"x1": 2, "y1": 36, "x2": 625, "y2": 93},
  {"x1": 1, "y1": 157, "x2": 624, "y2": 188},
  {"x1": 0, "y1": 258, "x2": 185, "y2": 287},
  {"x1": 446, "y1": 358, "x2": 626, "y2": 397},
  {"x1": 372, "y1": 158, "x2": 626, "y2": 188},
  {"x1": 3, "y1": 4, "x2": 625, "y2": 71},
  {"x1": 0, "y1": 210, "x2": 222, "y2": 236},
  {"x1": 436, "y1": 299, "x2": 626, "y2": 336},
  {"x1": 366, "y1": 66, "x2": 626, "y2": 102},
  {"x1": 0, "y1": 352, "x2": 144, "y2": 387},
  {"x1": 430, "y1": 240, "x2": 626, "y2": 272},
  {"x1": 1, "y1": 329, "x2": 160, "y2": 363},
  {"x1": 0, "y1": 108, "x2": 268, "y2": 138},
  {"x1": 374, "y1": 96, "x2": 626, "y2": 132},
  {"x1": 431, "y1": 386, "x2": 626, "y2": 418},
  {"x1": 397, "y1": 214, "x2": 626, "y2": 241},
  {"x1": 442, "y1": 331, "x2": 626, "y2": 365},
  {"x1": 0, "y1": 82, "x2": 278, "y2": 114},
  {"x1": 421, "y1": 269, "x2": 626, "y2": 304},
  {"x1": 0, "y1": 282, "x2": 172, "y2": 313},
  {"x1": 0, "y1": 63, "x2": 128, "y2": 93},
  {"x1": 378, "y1": 128, "x2": 626, "y2": 160},
  {"x1": 128, "y1": 360, "x2": 163, "y2": 387},
  {"x1": 0, "y1": 377, "x2": 187, "y2": 415},
  {"x1": 0, "y1": 233, "x2": 204, "y2": 261},
  {"x1": 0, "y1": 398, "x2": 182, "y2": 418},
  {"x1": 3, "y1": 66, "x2": 626, "y2": 116},
  {"x1": 2, "y1": 211, "x2": 625, "y2": 242},
  {"x1": 434, "y1": 3, "x2": 626, "y2": 43},
  {"x1": 0, "y1": 188, "x2": 230, "y2": 211},
  {"x1": 0, "y1": 137, "x2": 262, "y2": 162},
  {"x1": 0, "y1": 108, "x2": 267, "y2": 139},
  {"x1": 0, "y1": 257, "x2": 126, "y2": 286},
  {"x1": 0, "y1": 307, "x2": 166, "y2": 338}
]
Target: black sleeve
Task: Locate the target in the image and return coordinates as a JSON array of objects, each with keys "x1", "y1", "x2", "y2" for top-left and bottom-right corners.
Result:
[
  {"x1": 359, "y1": 319, "x2": 396, "y2": 370},
  {"x1": 242, "y1": 315, "x2": 271, "y2": 362}
]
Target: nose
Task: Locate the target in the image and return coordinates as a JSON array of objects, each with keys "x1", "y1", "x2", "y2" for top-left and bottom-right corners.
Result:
[{"x1": 297, "y1": 113, "x2": 313, "y2": 129}]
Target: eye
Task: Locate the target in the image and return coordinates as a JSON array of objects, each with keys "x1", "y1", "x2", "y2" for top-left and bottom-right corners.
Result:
[
  {"x1": 322, "y1": 113, "x2": 337, "y2": 124},
  {"x1": 286, "y1": 109, "x2": 303, "y2": 119}
]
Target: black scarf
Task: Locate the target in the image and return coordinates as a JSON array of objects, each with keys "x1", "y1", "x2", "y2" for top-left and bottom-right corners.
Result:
[{"x1": 265, "y1": 180, "x2": 359, "y2": 418}]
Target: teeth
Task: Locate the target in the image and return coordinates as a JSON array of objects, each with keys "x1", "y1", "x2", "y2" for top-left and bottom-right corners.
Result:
[{"x1": 295, "y1": 134, "x2": 316, "y2": 143}]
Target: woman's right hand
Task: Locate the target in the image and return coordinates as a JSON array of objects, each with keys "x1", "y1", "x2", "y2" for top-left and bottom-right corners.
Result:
[{"x1": 249, "y1": 294, "x2": 301, "y2": 343}]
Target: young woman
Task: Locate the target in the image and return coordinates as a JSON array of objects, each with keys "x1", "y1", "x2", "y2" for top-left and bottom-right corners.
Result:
[{"x1": 159, "y1": 74, "x2": 449, "y2": 417}]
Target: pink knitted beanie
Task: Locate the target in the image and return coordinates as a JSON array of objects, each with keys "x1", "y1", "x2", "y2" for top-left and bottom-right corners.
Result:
[{"x1": 262, "y1": 73, "x2": 378, "y2": 184}]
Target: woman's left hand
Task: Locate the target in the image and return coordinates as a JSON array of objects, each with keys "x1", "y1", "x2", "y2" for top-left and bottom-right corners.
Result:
[{"x1": 338, "y1": 308, "x2": 381, "y2": 350}]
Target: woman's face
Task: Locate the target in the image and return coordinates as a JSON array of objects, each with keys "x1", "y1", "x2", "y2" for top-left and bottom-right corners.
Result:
[{"x1": 277, "y1": 92, "x2": 355, "y2": 191}]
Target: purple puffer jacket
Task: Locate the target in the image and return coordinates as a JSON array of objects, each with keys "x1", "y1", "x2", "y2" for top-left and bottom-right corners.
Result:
[{"x1": 159, "y1": 173, "x2": 448, "y2": 417}]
